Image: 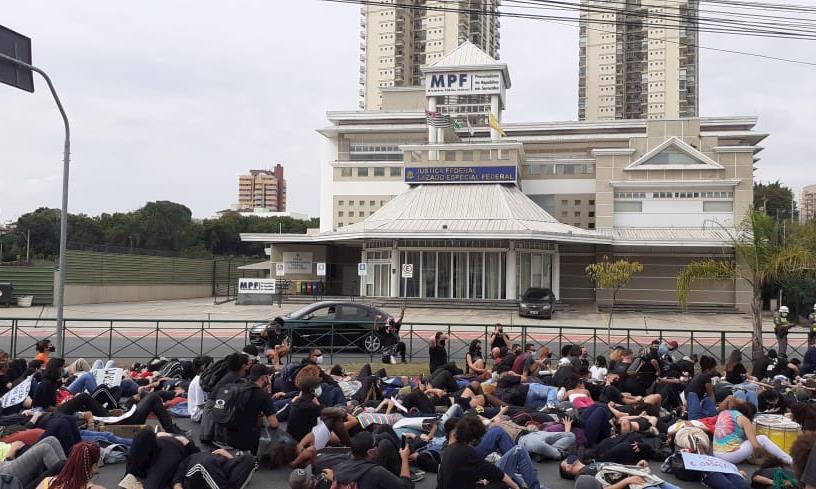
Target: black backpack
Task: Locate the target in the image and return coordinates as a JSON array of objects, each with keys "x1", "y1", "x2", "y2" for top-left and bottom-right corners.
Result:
[
  {"x1": 211, "y1": 380, "x2": 257, "y2": 427},
  {"x1": 662, "y1": 452, "x2": 702, "y2": 482},
  {"x1": 199, "y1": 358, "x2": 230, "y2": 393}
]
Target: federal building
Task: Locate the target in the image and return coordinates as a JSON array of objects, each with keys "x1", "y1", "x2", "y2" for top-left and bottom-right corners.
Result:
[{"x1": 242, "y1": 35, "x2": 764, "y2": 312}]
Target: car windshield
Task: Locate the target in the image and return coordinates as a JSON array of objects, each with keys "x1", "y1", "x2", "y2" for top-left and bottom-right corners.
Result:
[{"x1": 523, "y1": 288, "x2": 551, "y2": 300}]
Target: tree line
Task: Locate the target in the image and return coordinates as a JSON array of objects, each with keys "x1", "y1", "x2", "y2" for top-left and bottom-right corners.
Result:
[{"x1": 0, "y1": 201, "x2": 319, "y2": 262}]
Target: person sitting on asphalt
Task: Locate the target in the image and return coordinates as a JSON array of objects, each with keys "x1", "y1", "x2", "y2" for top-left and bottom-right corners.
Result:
[
  {"x1": 428, "y1": 332, "x2": 449, "y2": 374},
  {"x1": 316, "y1": 430, "x2": 415, "y2": 489},
  {"x1": 36, "y1": 441, "x2": 104, "y2": 489},
  {"x1": 213, "y1": 364, "x2": 279, "y2": 455},
  {"x1": 465, "y1": 339, "x2": 487, "y2": 377},
  {"x1": 171, "y1": 447, "x2": 257, "y2": 489},
  {"x1": 262, "y1": 318, "x2": 290, "y2": 367}
]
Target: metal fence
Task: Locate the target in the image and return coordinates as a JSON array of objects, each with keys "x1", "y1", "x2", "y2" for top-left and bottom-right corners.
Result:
[{"x1": 0, "y1": 317, "x2": 805, "y2": 366}]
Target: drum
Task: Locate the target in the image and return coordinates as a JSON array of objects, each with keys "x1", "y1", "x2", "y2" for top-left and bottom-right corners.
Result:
[{"x1": 753, "y1": 414, "x2": 801, "y2": 453}]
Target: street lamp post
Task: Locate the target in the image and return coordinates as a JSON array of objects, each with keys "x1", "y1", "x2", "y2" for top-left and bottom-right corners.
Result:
[{"x1": 0, "y1": 28, "x2": 70, "y2": 357}]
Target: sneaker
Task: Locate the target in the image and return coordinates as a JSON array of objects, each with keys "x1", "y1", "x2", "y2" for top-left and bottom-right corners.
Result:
[{"x1": 409, "y1": 469, "x2": 425, "y2": 482}]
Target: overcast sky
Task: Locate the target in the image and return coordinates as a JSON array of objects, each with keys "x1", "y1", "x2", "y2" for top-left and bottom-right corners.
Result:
[{"x1": 1, "y1": 1, "x2": 814, "y2": 223}]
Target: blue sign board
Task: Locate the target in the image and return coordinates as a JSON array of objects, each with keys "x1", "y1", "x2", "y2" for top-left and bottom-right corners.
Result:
[{"x1": 404, "y1": 166, "x2": 517, "y2": 184}]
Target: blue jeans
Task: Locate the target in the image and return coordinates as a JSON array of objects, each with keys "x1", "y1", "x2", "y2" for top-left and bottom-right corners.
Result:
[
  {"x1": 733, "y1": 389, "x2": 758, "y2": 408},
  {"x1": 475, "y1": 426, "x2": 515, "y2": 458},
  {"x1": 80, "y1": 429, "x2": 132, "y2": 447},
  {"x1": 525, "y1": 384, "x2": 558, "y2": 410},
  {"x1": 658, "y1": 484, "x2": 682, "y2": 489},
  {"x1": 92, "y1": 360, "x2": 116, "y2": 370},
  {"x1": 687, "y1": 392, "x2": 716, "y2": 420},
  {"x1": 68, "y1": 372, "x2": 96, "y2": 395},
  {"x1": 702, "y1": 471, "x2": 751, "y2": 489},
  {"x1": 496, "y1": 445, "x2": 541, "y2": 489}
]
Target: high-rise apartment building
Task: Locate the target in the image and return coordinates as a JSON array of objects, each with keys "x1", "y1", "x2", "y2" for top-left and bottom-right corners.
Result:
[
  {"x1": 578, "y1": 0, "x2": 698, "y2": 121},
  {"x1": 359, "y1": 0, "x2": 501, "y2": 110},
  {"x1": 800, "y1": 184, "x2": 816, "y2": 224},
  {"x1": 237, "y1": 165, "x2": 286, "y2": 211}
]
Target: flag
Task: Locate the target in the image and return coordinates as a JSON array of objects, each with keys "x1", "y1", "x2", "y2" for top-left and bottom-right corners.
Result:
[
  {"x1": 488, "y1": 111, "x2": 506, "y2": 137},
  {"x1": 425, "y1": 110, "x2": 452, "y2": 128}
]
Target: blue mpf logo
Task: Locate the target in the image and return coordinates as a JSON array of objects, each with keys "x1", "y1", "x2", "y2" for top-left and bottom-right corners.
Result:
[{"x1": 429, "y1": 73, "x2": 468, "y2": 88}]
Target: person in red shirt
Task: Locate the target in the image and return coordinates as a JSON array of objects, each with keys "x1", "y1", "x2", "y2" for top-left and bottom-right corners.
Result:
[{"x1": 512, "y1": 344, "x2": 535, "y2": 375}]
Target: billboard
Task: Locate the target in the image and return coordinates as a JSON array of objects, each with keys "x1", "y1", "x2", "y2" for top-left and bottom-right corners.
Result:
[
  {"x1": 404, "y1": 166, "x2": 517, "y2": 184},
  {"x1": 425, "y1": 71, "x2": 502, "y2": 97}
]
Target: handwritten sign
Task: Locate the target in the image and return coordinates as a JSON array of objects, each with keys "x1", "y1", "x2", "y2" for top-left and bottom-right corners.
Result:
[
  {"x1": 93, "y1": 368, "x2": 124, "y2": 388},
  {"x1": 1, "y1": 375, "x2": 32, "y2": 408},
  {"x1": 681, "y1": 452, "x2": 740, "y2": 475}
]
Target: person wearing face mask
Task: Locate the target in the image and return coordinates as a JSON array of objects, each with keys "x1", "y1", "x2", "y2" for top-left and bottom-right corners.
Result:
[
  {"x1": 465, "y1": 340, "x2": 487, "y2": 376},
  {"x1": 215, "y1": 364, "x2": 279, "y2": 455},
  {"x1": 303, "y1": 349, "x2": 324, "y2": 367},
  {"x1": 287, "y1": 377, "x2": 326, "y2": 444},
  {"x1": 428, "y1": 332, "x2": 449, "y2": 374}
]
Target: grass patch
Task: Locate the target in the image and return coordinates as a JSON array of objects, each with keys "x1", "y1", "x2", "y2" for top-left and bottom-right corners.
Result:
[{"x1": 340, "y1": 362, "x2": 429, "y2": 376}]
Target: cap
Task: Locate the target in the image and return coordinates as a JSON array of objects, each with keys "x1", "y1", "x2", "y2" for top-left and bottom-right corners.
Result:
[
  {"x1": 289, "y1": 466, "x2": 314, "y2": 489},
  {"x1": 668, "y1": 340, "x2": 679, "y2": 349}
]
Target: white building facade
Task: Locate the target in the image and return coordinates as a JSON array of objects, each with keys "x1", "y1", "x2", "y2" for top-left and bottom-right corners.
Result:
[{"x1": 242, "y1": 43, "x2": 764, "y2": 312}]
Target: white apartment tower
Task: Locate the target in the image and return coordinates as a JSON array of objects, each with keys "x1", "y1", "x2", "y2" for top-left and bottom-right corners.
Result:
[
  {"x1": 578, "y1": 0, "x2": 699, "y2": 120},
  {"x1": 359, "y1": 0, "x2": 501, "y2": 110}
]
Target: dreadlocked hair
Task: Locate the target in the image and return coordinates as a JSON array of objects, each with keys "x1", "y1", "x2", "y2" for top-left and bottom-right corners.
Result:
[{"x1": 51, "y1": 442, "x2": 100, "y2": 489}]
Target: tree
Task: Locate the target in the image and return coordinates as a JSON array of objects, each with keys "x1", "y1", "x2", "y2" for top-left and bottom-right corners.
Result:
[
  {"x1": 585, "y1": 256, "x2": 644, "y2": 343},
  {"x1": 676, "y1": 210, "x2": 816, "y2": 360},
  {"x1": 754, "y1": 181, "x2": 796, "y2": 220}
]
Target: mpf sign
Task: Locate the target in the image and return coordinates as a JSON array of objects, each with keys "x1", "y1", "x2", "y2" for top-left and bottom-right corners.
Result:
[{"x1": 425, "y1": 70, "x2": 502, "y2": 97}]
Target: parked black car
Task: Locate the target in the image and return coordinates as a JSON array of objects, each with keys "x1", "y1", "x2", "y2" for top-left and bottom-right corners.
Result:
[
  {"x1": 249, "y1": 301, "x2": 394, "y2": 353},
  {"x1": 518, "y1": 287, "x2": 556, "y2": 319}
]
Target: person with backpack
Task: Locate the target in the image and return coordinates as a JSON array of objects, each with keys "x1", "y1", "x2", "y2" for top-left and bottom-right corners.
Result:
[
  {"x1": 212, "y1": 364, "x2": 279, "y2": 455},
  {"x1": 199, "y1": 353, "x2": 251, "y2": 444},
  {"x1": 328, "y1": 431, "x2": 414, "y2": 489}
]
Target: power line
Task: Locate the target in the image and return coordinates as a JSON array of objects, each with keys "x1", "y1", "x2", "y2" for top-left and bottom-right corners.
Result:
[{"x1": 324, "y1": 0, "x2": 816, "y2": 66}]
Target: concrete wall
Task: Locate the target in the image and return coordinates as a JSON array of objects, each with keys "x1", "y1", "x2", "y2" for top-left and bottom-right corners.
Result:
[{"x1": 63, "y1": 284, "x2": 212, "y2": 306}]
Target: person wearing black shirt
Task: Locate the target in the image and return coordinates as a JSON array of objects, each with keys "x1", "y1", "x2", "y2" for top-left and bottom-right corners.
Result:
[
  {"x1": 328, "y1": 431, "x2": 414, "y2": 489},
  {"x1": 287, "y1": 377, "x2": 324, "y2": 442},
  {"x1": 438, "y1": 417, "x2": 519, "y2": 489},
  {"x1": 219, "y1": 364, "x2": 279, "y2": 454},
  {"x1": 685, "y1": 355, "x2": 717, "y2": 420},
  {"x1": 428, "y1": 332, "x2": 449, "y2": 374},
  {"x1": 724, "y1": 349, "x2": 749, "y2": 385},
  {"x1": 380, "y1": 305, "x2": 407, "y2": 364},
  {"x1": 752, "y1": 350, "x2": 777, "y2": 380},
  {"x1": 492, "y1": 348, "x2": 516, "y2": 375},
  {"x1": 172, "y1": 449, "x2": 257, "y2": 489},
  {"x1": 401, "y1": 389, "x2": 435, "y2": 414},
  {"x1": 262, "y1": 318, "x2": 290, "y2": 366},
  {"x1": 489, "y1": 324, "x2": 510, "y2": 351}
]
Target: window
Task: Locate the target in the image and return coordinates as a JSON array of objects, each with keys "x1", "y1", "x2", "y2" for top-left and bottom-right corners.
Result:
[
  {"x1": 479, "y1": 150, "x2": 491, "y2": 160},
  {"x1": 359, "y1": 211, "x2": 365, "y2": 217},
  {"x1": 374, "y1": 167, "x2": 385, "y2": 177},
  {"x1": 462, "y1": 151, "x2": 473, "y2": 162},
  {"x1": 588, "y1": 223, "x2": 596, "y2": 229},
  {"x1": 589, "y1": 211, "x2": 595, "y2": 218},
  {"x1": 575, "y1": 200, "x2": 581, "y2": 206},
  {"x1": 561, "y1": 211, "x2": 568, "y2": 217},
  {"x1": 349, "y1": 201, "x2": 354, "y2": 206},
  {"x1": 357, "y1": 167, "x2": 369, "y2": 177},
  {"x1": 528, "y1": 164, "x2": 540, "y2": 175},
  {"x1": 370, "y1": 200, "x2": 376, "y2": 206},
  {"x1": 614, "y1": 201, "x2": 643, "y2": 212},
  {"x1": 589, "y1": 200, "x2": 595, "y2": 206},
  {"x1": 544, "y1": 164, "x2": 557, "y2": 176},
  {"x1": 444, "y1": 151, "x2": 457, "y2": 161},
  {"x1": 337, "y1": 223, "x2": 344, "y2": 228},
  {"x1": 563, "y1": 164, "x2": 576, "y2": 175},
  {"x1": 341, "y1": 168, "x2": 352, "y2": 177},
  {"x1": 338, "y1": 200, "x2": 345, "y2": 206},
  {"x1": 561, "y1": 200, "x2": 568, "y2": 206},
  {"x1": 703, "y1": 201, "x2": 733, "y2": 212},
  {"x1": 390, "y1": 167, "x2": 402, "y2": 177},
  {"x1": 338, "y1": 211, "x2": 344, "y2": 217},
  {"x1": 574, "y1": 211, "x2": 581, "y2": 217},
  {"x1": 359, "y1": 200, "x2": 365, "y2": 206}
]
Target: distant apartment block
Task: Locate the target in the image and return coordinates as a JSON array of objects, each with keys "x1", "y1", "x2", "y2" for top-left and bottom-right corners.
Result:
[
  {"x1": 359, "y1": 0, "x2": 500, "y2": 110},
  {"x1": 801, "y1": 184, "x2": 816, "y2": 223},
  {"x1": 237, "y1": 165, "x2": 286, "y2": 212}
]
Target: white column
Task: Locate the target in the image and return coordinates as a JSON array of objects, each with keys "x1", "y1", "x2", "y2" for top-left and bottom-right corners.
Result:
[
  {"x1": 505, "y1": 242, "x2": 517, "y2": 300},
  {"x1": 390, "y1": 241, "x2": 400, "y2": 298},
  {"x1": 552, "y1": 247, "x2": 561, "y2": 301},
  {"x1": 490, "y1": 94, "x2": 500, "y2": 142},
  {"x1": 359, "y1": 246, "x2": 367, "y2": 297},
  {"x1": 428, "y1": 97, "x2": 437, "y2": 144}
]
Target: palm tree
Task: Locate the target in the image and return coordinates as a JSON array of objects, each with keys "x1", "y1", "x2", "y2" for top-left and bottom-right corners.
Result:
[{"x1": 676, "y1": 210, "x2": 815, "y2": 360}]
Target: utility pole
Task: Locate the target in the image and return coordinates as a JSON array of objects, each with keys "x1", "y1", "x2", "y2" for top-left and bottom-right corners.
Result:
[
  {"x1": 25, "y1": 229, "x2": 30, "y2": 263},
  {"x1": 0, "y1": 27, "x2": 71, "y2": 356}
]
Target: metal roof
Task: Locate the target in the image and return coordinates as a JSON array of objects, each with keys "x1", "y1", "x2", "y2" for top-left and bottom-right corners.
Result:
[{"x1": 598, "y1": 227, "x2": 736, "y2": 246}]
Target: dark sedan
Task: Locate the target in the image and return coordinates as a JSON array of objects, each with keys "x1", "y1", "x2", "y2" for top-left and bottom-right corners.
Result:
[
  {"x1": 249, "y1": 301, "x2": 393, "y2": 353},
  {"x1": 518, "y1": 287, "x2": 556, "y2": 319}
]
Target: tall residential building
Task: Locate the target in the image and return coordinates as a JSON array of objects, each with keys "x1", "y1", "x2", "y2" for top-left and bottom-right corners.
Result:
[
  {"x1": 237, "y1": 165, "x2": 286, "y2": 211},
  {"x1": 359, "y1": 0, "x2": 501, "y2": 110},
  {"x1": 801, "y1": 184, "x2": 816, "y2": 224},
  {"x1": 578, "y1": 0, "x2": 699, "y2": 121}
]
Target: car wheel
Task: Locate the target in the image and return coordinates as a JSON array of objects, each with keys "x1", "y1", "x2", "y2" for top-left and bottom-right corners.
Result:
[{"x1": 363, "y1": 334, "x2": 381, "y2": 353}]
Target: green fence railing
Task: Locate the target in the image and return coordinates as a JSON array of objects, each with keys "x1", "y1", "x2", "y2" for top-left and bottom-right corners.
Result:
[{"x1": 0, "y1": 317, "x2": 803, "y2": 366}]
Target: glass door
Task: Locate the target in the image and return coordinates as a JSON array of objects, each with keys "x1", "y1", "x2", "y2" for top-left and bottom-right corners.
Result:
[
  {"x1": 437, "y1": 252, "x2": 452, "y2": 298},
  {"x1": 468, "y1": 252, "x2": 483, "y2": 299},
  {"x1": 421, "y1": 251, "x2": 436, "y2": 298}
]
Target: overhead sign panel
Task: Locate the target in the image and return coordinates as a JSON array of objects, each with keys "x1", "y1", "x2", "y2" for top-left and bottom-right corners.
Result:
[
  {"x1": 425, "y1": 70, "x2": 502, "y2": 97},
  {"x1": 283, "y1": 251, "x2": 312, "y2": 274},
  {"x1": 404, "y1": 165, "x2": 517, "y2": 184},
  {"x1": 0, "y1": 26, "x2": 34, "y2": 92}
]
